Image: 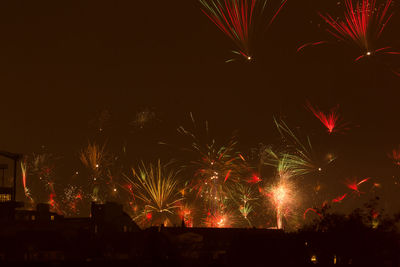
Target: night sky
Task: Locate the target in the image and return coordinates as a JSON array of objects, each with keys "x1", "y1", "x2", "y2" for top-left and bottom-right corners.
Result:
[{"x1": 0, "y1": 0, "x2": 399, "y2": 216}]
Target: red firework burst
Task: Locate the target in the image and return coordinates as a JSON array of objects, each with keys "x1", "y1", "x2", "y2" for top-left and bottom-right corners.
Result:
[
  {"x1": 200, "y1": 0, "x2": 287, "y2": 61},
  {"x1": 345, "y1": 177, "x2": 370, "y2": 195},
  {"x1": 306, "y1": 101, "x2": 348, "y2": 134},
  {"x1": 319, "y1": 0, "x2": 398, "y2": 61},
  {"x1": 332, "y1": 193, "x2": 347, "y2": 203},
  {"x1": 247, "y1": 173, "x2": 261, "y2": 184}
]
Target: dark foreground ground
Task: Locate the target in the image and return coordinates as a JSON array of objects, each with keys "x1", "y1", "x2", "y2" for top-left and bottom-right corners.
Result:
[
  {"x1": 1, "y1": 202, "x2": 399, "y2": 266},
  {"x1": 0, "y1": 226, "x2": 399, "y2": 267}
]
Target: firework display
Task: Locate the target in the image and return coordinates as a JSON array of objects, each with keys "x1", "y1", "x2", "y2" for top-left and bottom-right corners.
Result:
[
  {"x1": 11, "y1": 103, "x2": 399, "y2": 231},
  {"x1": 199, "y1": 0, "x2": 287, "y2": 62},
  {"x1": 175, "y1": 113, "x2": 251, "y2": 227},
  {"x1": 5, "y1": 0, "x2": 400, "y2": 232}
]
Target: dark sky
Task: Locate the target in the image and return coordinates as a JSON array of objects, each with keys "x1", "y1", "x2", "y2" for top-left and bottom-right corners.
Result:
[{"x1": 0, "y1": 0, "x2": 399, "y2": 210}]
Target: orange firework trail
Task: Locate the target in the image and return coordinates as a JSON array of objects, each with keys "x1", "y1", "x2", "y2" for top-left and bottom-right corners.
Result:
[
  {"x1": 20, "y1": 161, "x2": 35, "y2": 205},
  {"x1": 20, "y1": 161, "x2": 30, "y2": 199},
  {"x1": 21, "y1": 162, "x2": 27, "y2": 191}
]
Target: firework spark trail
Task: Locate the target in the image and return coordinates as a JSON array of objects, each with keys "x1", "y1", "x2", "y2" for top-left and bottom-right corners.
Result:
[
  {"x1": 388, "y1": 146, "x2": 400, "y2": 165},
  {"x1": 345, "y1": 177, "x2": 370, "y2": 195},
  {"x1": 297, "y1": 41, "x2": 328, "y2": 52},
  {"x1": 21, "y1": 161, "x2": 27, "y2": 191},
  {"x1": 80, "y1": 142, "x2": 107, "y2": 173},
  {"x1": 20, "y1": 161, "x2": 33, "y2": 201},
  {"x1": 306, "y1": 101, "x2": 345, "y2": 134},
  {"x1": 273, "y1": 118, "x2": 337, "y2": 175},
  {"x1": 224, "y1": 169, "x2": 232, "y2": 182},
  {"x1": 303, "y1": 208, "x2": 322, "y2": 220},
  {"x1": 274, "y1": 119, "x2": 313, "y2": 159},
  {"x1": 319, "y1": 0, "x2": 398, "y2": 61},
  {"x1": 123, "y1": 182, "x2": 140, "y2": 218},
  {"x1": 123, "y1": 160, "x2": 183, "y2": 227},
  {"x1": 332, "y1": 193, "x2": 348, "y2": 203},
  {"x1": 269, "y1": 119, "x2": 318, "y2": 175},
  {"x1": 199, "y1": 0, "x2": 287, "y2": 61},
  {"x1": 124, "y1": 184, "x2": 136, "y2": 201}
]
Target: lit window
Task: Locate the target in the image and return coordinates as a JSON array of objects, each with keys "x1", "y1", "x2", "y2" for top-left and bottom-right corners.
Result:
[
  {"x1": 311, "y1": 255, "x2": 317, "y2": 264},
  {"x1": 0, "y1": 194, "x2": 11, "y2": 202},
  {"x1": 31, "y1": 215, "x2": 36, "y2": 221},
  {"x1": 50, "y1": 215, "x2": 55, "y2": 221}
]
